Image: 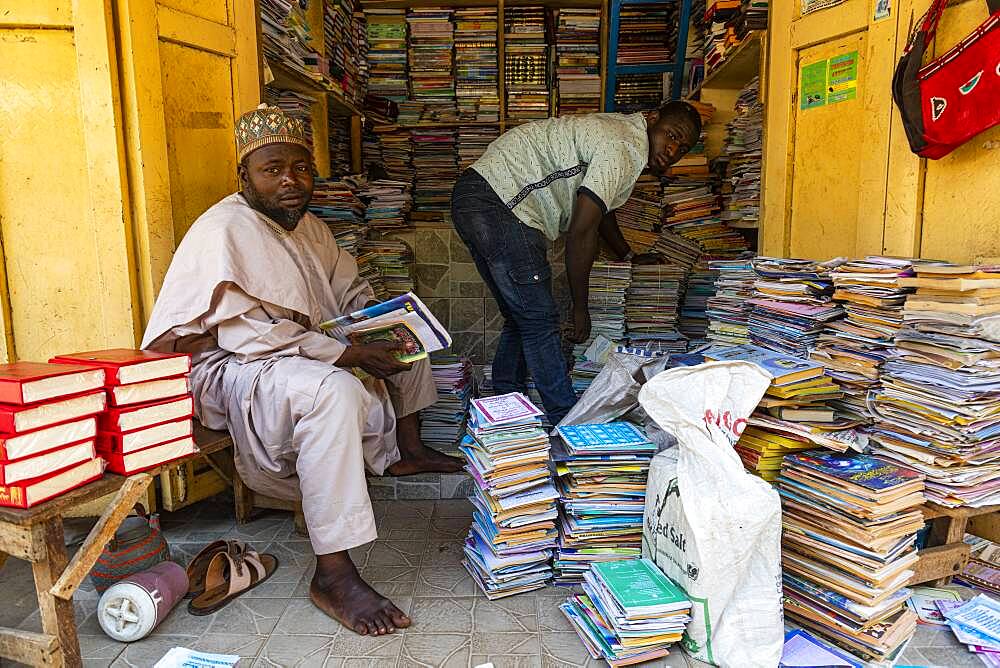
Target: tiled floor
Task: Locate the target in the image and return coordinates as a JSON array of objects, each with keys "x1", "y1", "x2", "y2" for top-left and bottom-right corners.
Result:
[{"x1": 0, "y1": 497, "x2": 986, "y2": 667}]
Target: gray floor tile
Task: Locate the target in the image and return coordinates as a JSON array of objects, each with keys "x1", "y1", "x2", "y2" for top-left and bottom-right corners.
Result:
[
  {"x1": 434, "y1": 499, "x2": 473, "y2": 518},
  {"x1": 325, "y1": 629, "x2": 403, "y2": 659},
  {"x1": 257, "y1": 633, "x2": 335, "y2": 667},
  {"x1": 273, "y1": 598, "x2": 344, "y2": 636},
  {"x1": 110, "y1": 634, "x2": 197, "y2": 667},
  {"x1": 361, "y1": 566, "x2": 420, "y2": 598},
  {"x1": 78, "y1": 633, "x2": 126, "y2": 662},
  {"x1": 413, "y1": 563, "x2": 479, "y2": 598},
  {"x1": 537, "y1": 596, "x2": 575, "y2": 633},
  {"x1": 474, "y1": 595, "x2": 538, "y2": 633},
  {"x1": 193, "y1": 633, "x2": 267, "y2": 661},
  {"x1": 365, "y1": 540, "x2": 426, "y2": 569},
  {"x1": 540, "y1": 631, "x2": 603, "y2": 668},
  {"x1": 422, "y1": 539, "x2": 465, "y2": 568},
  {"x1": 408, "y1": 597, "x2": 475, "y2": 634},
  {"x1": 397, "y1": 632, "x2": 471, "y2": 667},
  {"x1": 917, "y1": 645, "x2": 984, "y2": 667}
]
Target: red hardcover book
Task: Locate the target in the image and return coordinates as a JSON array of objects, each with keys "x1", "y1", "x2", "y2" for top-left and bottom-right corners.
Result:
[
  {"x1": 0, "y1": 440, "x2": 96, "y2": 485},
  {"x1": 0, "y1": 362, "x2": 106, "y2": 405},
  {"x1": 96, "y1": 418, "x2": 193, "y2": 454},
  {"x1": 98, "y1": 436, "x2": 196, "y2": 475},
  {"x1": 108, "y1": 376, "x2": 190, "y2": 407},
  {"x1": 0, "y1": 417, "x2": 97, "y2": 462},
  {"x1": 0, "y1": 457, "x2": 104, "y2": 508},
  {"x1": 50, "y1": 349, "x2": 191, "y2": 386},
  {"x1": 98, "y1": 396, "x2": 194, "y2": 433},
  {"x1": 0, "y1": 391, "x2": 106, "y2": 434}
]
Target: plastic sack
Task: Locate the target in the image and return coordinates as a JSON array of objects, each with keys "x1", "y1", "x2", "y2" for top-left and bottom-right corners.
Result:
[{"x1": 639, "y1": 361, "x2": 783, "y2": 668}]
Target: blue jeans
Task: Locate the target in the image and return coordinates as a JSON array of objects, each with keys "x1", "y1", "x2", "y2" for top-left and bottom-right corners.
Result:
[{"x1": 451, "y1": 169, "x2": 577, "y2": 425}]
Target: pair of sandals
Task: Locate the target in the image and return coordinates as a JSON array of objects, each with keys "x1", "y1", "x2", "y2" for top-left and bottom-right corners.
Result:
[{"x1": 185, "y1": 540, "x2": 279, "y2": 616}]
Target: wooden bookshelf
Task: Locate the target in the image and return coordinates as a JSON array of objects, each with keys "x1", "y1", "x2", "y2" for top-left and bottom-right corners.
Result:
[{"x1": 686, "y1": 30, "x2": 766, "y2": 99}]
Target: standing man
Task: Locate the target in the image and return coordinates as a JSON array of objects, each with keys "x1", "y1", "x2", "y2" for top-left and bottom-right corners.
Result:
[{"x1": 450, "y1": 101, "x2": 702, "y2": 425}]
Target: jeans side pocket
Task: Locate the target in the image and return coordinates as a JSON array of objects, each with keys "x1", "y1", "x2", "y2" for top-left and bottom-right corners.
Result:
[{"x1": 506, "y1": 263, "x2": 557, "y2": 321}]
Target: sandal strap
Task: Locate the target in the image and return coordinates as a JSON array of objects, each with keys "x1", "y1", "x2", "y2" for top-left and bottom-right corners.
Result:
[
  {"x1": 243, "y1": 548, "x2": 268, "y2": 581},
  {"x1": 185, "y1": 539, "x2": 228, "y2": 578},
  {"x1": 202, "y1": 547, "x2": 253, "y2": 597}
]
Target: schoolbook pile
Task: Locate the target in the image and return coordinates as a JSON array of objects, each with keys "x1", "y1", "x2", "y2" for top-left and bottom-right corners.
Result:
[
  {"x1": 51, "y1": 350, "x2": 195, "y2": 476},
  {"x1": 554, "y1": 9, "x2": 601, "y2": 115},
  {"x1": 419, "y1": 356, "x2": 473, "y2": 449},
  {"x1": 778, "y1": 452, "x2": 923, "y2": 665},
  {"x1": 625, "y1": 264, "x2": 687, "y2": 353},
  {"x1": 561, "y1": 557, "x2": 692, "y2": 667},
  {"x1": 871, "y1": 262, "x2": 1000, "y2": 508},
  {"x1": 454, "y1": 8, "x2": 499, "y2": 122},
  {"x1": 551, "y1": 423, "x2": 655, "y2": 584},
  {"x1": 460, "y1": 392, "x2": 558, "y2": 598},
  {"x1": 705, "y1": 257, "x2": 755, "y2": 345}
]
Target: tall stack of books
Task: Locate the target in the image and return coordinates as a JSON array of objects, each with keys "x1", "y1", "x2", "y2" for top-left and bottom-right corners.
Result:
[
  {"x1": 420, "y1": 356, "x2": 473, "y2": 450},
  {"x1": 650, "y1": 230, "x2": 702, "y2": 270},
  {"x1": 406, "y1": 9, "x2": 456, "y2": 118},
  {"x1": 265, "y1": 88, "x2": 315, "y2": 147},
  {"x1": 504, "y1": 7, "x2": 549, "y2": 124},
  {"x1": 551, "y1": 423, "x2": 656, "y2": 584},
  {"x1": 356, "y1": 238, "x2": 415, "y2": 298},
  {"x1": 554, "y1": 9, "x2": 601, "y2": 115},
  {"x1": 410, "y1": 127, "x2": 458, "y2": 224},
  {"x1": 811, "y1": 257, "x2": 917, "y2": 422},
  {"x1": 679, "y1": 261, "x2": 718, "y2": 344},
  {"x1": 309, "y1": 177, "x2": 366, "y2": 255},
  {"x1": 374, "y1": 128, "x2": 414, "y2": 184},
  {"x1": 562, "y1": 558, "x2": 692, "y2": 665},
  {"x1": 457, "y1": 126, "x2": 500, "y2": 168},
  {"x1": 578, "y1": 261, "x2": 632, "y2": 357},
  {"x1": 702, "y1": 0, "x2": 740, "y2": 75},
  {"x1": 0, "y1": 362, "x2": 107, "y2": 508},
  {"x1": 870, "y1": 263, "x2": 1000, "y2": 508},
  {"x1": 327, "y1": 113, "x2": 352, "y2": 176},
  {"x1": 779, "y1": 452, "x2": 923, "y2": 665},
  {"x1": 460, "y1": 392, "x2": 558, "y2": 598},
  {"x1": 323, "y1": 0, "x2": 365, "y2": 102},
  {"x1": 51, "y1": 350, "x2": 195, "y2": 476},
  {"x1": 616, "y1": 4, "x2": 676, "y2": 66},
  {"x1": 616, "y1": 175, "x2": 663, "y2": 252},
  {"x1": 684, "y1": 0, "x2": 708, "y2": 97},
  {"x1": 364, "y1": 9, "x2": 408, "y2": 101},
  {"x1": 721, "y1": 78, "x2": 763, "y2": 229},
  {"x1": 261, "y1": 0, "x2": 322, "y2": 78},
  {"x1": 454, "y1": 8, "x2": 499, "y2": 122},
  {"x1": 706, "y1": 258, "x2": 756, "y2": 345},
  {"x1": 736, "y1": 0, "x2": 768, "y2": 38},
  {"x1": 358, "y1": 178, "x2": 412, "y2": 232},
  {"x1": 352, "y1": 4, "x2": 369, "y2": 104},
  {"x1": 626, "y1": 264, "x2": 688, "y2": 353},
  {"x1": 749, "y1": 257, "x2": 845, "y2": 359}
]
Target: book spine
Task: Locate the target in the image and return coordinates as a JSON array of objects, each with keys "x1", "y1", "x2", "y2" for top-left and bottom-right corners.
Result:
[{"x1": 0, "y1": 380, "x2": 25, "y2": 406}]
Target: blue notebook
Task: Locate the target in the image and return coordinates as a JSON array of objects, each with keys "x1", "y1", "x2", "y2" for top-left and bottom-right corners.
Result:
[{"x1": 556, "y1": 422, "x2": 653, "y2": 451}]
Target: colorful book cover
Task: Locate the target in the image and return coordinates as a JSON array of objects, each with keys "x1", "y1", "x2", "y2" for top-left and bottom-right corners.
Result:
[
  {"x1": 784, "y1": 452, "x2": 923, "y2": 491},
  {"x1": 557, "y1": 422, "x2": 650, "y2": 449},
  {"x1": 703, "y1": 344, "x2": 824, "y2": 382},
  {"x1": 352, "y1": 321, "x2": 427, "y2": 363},
  {"x1": 590, "y1": 558, "x2": 689, "y2": 609}
]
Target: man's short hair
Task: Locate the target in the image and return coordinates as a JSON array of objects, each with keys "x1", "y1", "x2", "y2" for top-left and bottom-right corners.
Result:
[{"x1": 654, "y1": 100, "x2": 703, "y2": 141}]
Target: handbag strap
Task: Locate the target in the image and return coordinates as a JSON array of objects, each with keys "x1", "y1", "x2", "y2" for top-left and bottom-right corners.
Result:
[{"x1": 904, "y1": 0, "x2": 998, "y2": 55}]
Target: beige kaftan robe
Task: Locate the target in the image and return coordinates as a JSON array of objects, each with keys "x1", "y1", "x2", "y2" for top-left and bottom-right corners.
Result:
[{"x1": 142, "y1": 193, "x2": 437, "y2": 554}]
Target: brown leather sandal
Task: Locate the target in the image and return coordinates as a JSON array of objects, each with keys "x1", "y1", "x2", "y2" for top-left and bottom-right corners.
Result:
[
  {"x1": 187, "y1": 541, "x2": 278, "y2": 616},
  {"x1": 185, "y1": 540, "x2": 230, "y2": 598}
]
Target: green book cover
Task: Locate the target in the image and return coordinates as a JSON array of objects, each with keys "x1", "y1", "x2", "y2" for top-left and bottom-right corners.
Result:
[{"x1": 590, "y1": 558, "x2": 689, "y2": 609}]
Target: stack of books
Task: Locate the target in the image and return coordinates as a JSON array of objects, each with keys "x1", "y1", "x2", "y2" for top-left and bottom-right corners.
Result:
[
  {"x1": 702, "y1": 1, "x2": 740, "y2": 75},
  {"x1": 616, "y1": 5, "x2": 676, "y2": 65},
  {"x1": 749, "y1": 257, "x2": 845, "y2": 359},
  {"x1": 779, "y1": 452, "x2": 923, "y2": 665},
  {"x1": 504, "y1": 7, "x2": 549, "y2": 124},
  {"x1": 460, "y1": 392, "x2": 558, "y2": 598},
  {"x1": 576, "y1": 261, "x2": 632, "y2": 359},
  {"x1": 454, "y1": 8, "x2": 499, "y2": 122},
  {"x1": 457, "y1": 126, "x2": 500, "y2": 168},
  {"x1": 364, "y1": 9, "x2": 408, "y2": 101},
  {"x1": 51, "y1": 350, "x2": 195, "y2": 476},
  {"x1": 625, "y1": 264, "x2": 688, "y2": 353},
  {"x1": 554, "y1": 9, "x2": 602, "y2": 115},
  {"x1": 375, "y1": 127, "x2": 414, "y2": 183},
  {"x1": 551, "y1": 423, "x2": 656, "y2": 584},
  {"x1": 355, "y1": 238, "x2": 415, "y2": 298},
  {"x1": 614, "y1": 73, "x2": 668, "y2": 113},
  {"x1": 358, "y1": 178, "x2": 412, "y2": 232},
  {"x1": 870, "y1": 263, "x2": 1000, "y2": 508},
  {"x1": 406, "y1": 9, "x2": 456, "y2": 116},
  {"x1": 309, "y1": 178, "x2": 366, "y2": 256},
  {"x1": 261, "y1": 0, "x2": 322, "y2": 78},
  {"x1": 265, "y1": 88, "x2": 315, "y2": 147},
  {"x1": 420, "y1": 355, "x2": 473, "y2": 450},
  {"x1": 323, "y1": 0, "x2": 366, "y2": 103},
  {"x1": 0, "y1": 362, "x2": 107, "y2": 508},
  {"x1": 562, "y1": 558, "x2": 692, "y2": 665},
  {"x1": 410, "y1": 128, "x2": 458, "y2": 224},
  {"x1": 720, "y1": 78, "x2": 763, "y2": 228},
  {"x1": 706, "y1": 258, "x2": 756, "y2": 345},
  {"x1": 679, "y1": 261, "x2": 719, "y2": 344},
  {"x1": 616, "y1": 175, "x2": 663, "y2": 251},
  {"x1": 327, "y1": 113, "x2": 352, "y2": 176}
]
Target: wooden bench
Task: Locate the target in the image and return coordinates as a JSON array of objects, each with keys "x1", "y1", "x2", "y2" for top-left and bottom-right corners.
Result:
[{"x1": 911, "y1": 502, "x2": 1000, "y2": 586}]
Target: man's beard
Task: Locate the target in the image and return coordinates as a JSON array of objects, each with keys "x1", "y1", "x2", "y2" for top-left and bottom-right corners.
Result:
[{"x1": 243, "y1": 181, "x2": 311, "y2": 229}]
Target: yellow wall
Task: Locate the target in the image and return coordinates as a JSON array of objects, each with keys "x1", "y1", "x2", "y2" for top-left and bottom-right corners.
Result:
[
  {"x1": 761, "y1": 0, "x2": 1000, "y2": 263},
  {"x1": 0, "y1": 0, "x2": 258, "y2": 363}
]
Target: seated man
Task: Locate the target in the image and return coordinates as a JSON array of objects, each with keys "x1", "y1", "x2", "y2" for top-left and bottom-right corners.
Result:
[{"x1": 142, "y1": 104, "x2": 462, "y2": 636}]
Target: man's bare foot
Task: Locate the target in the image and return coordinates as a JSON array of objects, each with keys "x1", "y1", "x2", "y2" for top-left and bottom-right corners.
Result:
[
  {"x1": 387, "y1": 444, "x2": 464, "y2": 476},
  {"x1": 310, "y1": 552, "x2": 411, "y2": 635}
]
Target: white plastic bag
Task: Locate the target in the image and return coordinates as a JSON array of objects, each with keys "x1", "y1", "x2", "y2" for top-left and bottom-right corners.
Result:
[{"x1": 639, "y1": 361, "x2": 783, "y2": 668}]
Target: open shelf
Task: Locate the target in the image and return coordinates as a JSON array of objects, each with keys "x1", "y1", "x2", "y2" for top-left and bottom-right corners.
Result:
[
  {"x1": 687, "y1": 30, "x2": 763, "y2": 98},
  {"x1": 266, "y1": 58, "x2": 361, "y2": 117}
]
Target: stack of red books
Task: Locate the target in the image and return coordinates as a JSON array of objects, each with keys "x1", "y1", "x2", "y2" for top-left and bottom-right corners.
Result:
[
  {"x1": 51, "y1": 349, "x2": 196, "y2": 475},
  {"x1": 0, "y1": 363, "x2": 108, "y2": 508}
]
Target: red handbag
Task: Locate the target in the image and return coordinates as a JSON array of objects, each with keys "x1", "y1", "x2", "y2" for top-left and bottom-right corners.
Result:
[{"x1": 892, "y1": 0, "x2": 1000, "y2": 159}]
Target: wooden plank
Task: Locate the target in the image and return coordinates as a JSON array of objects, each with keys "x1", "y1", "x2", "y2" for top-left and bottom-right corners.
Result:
[
  {"x1": 0, "y1": 522, "x2": 44, "y2": 562},
  {"x1": 0, "y1": 627, "x2": 58, "y2": 666},
  {"x1": 32, "y1": 518, "x2": 81, "y2": 667},
  {"x1": 157, "y1": 4, "x2": 237, "y2": 57},
  {"x1": 689, "y1": 31, "x2": 762, "y2": 95},
  {"x1": 970, "y1": 513, "x2": 1000, "y2": 545},
  {"x1": 49, "y1": 474, "x2": 152, "y2": 601},
  {"x1": 911, "y1": 543, "x2": 971, "y2": 586},
  {"x1": 0, "y1": 476, "x2": 124, "y2": 527}
]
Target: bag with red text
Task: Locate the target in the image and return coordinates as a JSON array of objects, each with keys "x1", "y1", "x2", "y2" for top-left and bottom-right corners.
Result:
[{"x1": 639, "y1": 361, "x2": 782, "y2": 667}]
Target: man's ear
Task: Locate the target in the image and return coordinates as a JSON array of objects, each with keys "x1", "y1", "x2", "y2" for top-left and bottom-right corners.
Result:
[{"x1": 237, "y1": 161, "x2": 248, "y2": 185}]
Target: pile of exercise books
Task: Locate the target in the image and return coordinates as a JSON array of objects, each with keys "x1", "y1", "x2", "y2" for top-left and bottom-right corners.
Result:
[
  {"x1": 650, "y1": 230, "x2": 702, "y2": 271},
  {"x1": 616, "y1": 175, "x2": 663, "y2": 251},
  {"x1": 261, "y1": 0, "x2": 321, "y2": 77},
  {"x1": 265, "y1": 88, "x2": 316, "y2": 147},
  {"x1": 457, "y1": 126, "x2": 500, "y2": 169},
  {"x1": 323, "y1": 0, "x2": 366, "y2": 102},
  {"x1": 454, "y1": 8, "x2": 499, "y2": 122},
  {"x1": 811, "y1": 257, "x2": 918, "y2": 422},
  {"x1": 937, "y1": 593, "x2": 1000, "y2": 664},
  {"x1": 702, "y1": 1, "x2": 741, "y2": 75},
  {"x1": 327, "y1": 113, "x2": 352, "y2": 176},
  {"x1": 420, "y1": 355, "x2": 473, "y2": 449},
  {"x1": 562, "y1": 558, "x2": 692, "y2": 665},
  {"x1": 679, "y1": 260, "x2": 719, "y2": 344},
  {"x1": 358, "y1": 178, "x2": 411, "y2": 232},
  {"x1": 616, "y1": 5, "x2": 676, "y2": 65},
  {"x1": 52, "y1": 349, "x2": 196, "y2": 477},
  {"x1": 364, "y1": 9, "x2": 408, "y2": 101},
  {"x1": 551, "y1": 423, "x2": 656, "y2": 584},
  {"x1": 376, "y1": 128, "x2": 414, "y2": 183},
  {"x1": 778, "y1": 452, "x2": 924, "y2": 665},
  {"x1": 749, "y1": 257, "x2": 845, "y2": 359},
  {"x1": 309, "y1": 178, "x2": 366, "y2": 255},
  {"x1": 406, "y1": 9, "x2": 456, "y2": 113},
  {"x1": 0, "y1": 361, "x2": 108, "y2": 508},
  {"x1": 554, "y1": 9, "x2": 601, "y2": 115},
  {"x1": 355, "y1": 238, "x2": 415, "y2": 298},
  {"x1": 460, "y1": 392, "x2": 558, "y2": 598},
  {"x1": 721, "y1": 78, "x2": 763, "y2": 228},
  {"x1": 870, "y1": 262, "x2": 1000, "y2": 508},
  {"x1": 410, "y1": 128, "x2": 458, "y2": 224},
  {"x1": 577, "y1": 262, "x2": 632, "y2": 358},
  {"x1": 706, "y1": 258, "x2": 756, "y2": 345},
  {"x1": 504, "y1": 7, "x2": 549, "y2": 124},
  {"x1": 625, "y1": 264, "x2": 688, "y2": 352}
]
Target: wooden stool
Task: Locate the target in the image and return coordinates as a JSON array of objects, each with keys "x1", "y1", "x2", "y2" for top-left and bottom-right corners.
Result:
[
  {"x1": 0, "y1": 474, "x2": 151, "y2": 667},
  {"x1": 911, "y1": 502, "x2": 1000, "y2": 586}
]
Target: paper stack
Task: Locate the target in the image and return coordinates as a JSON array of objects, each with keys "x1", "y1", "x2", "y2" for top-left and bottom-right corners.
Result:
[
  {"x1": 52, "y1": 350, "x2": 195, "y2": 477},
  {"x1": 364, "y1": 9, "x2": 408, "y2": 101},
  {"x1": 616, "y1": 6, "x2": 676, "y2": 66},
  {"x1": 308, "y1": 178, "x2": 366, "y2": 256},
  {"x1": 420, "y1": 356, "x2": 473, "y2": 450},
  {"x1": 504, "y1": 7, "x2": 549, "y2": 124},
  {"x1": 650, "y1": 230, "x2": 702, "y2": 271},
  {"x1": 551, "y1": 423, "x2": 656, "y2": 584},
  {"x1": 616, "y1": 175, "x2": 663, "y2": 252},
  {"x1": 260, "y1": 0, "x2": 322, "y2": 77},
  {"x1": 454, "y1": 8, "x2": 499, "y2": 122},
  {"x1": 576, "y1": 262, "x2": 632, "y2": 361},
  {"x1": 406, "y1": 9, "x2": 456, "y2": 115},
  {"x1": 778, "y1": 451, "x2": 924, "y2": 666},
  {"x1": 706, "y1": 258, "x2": 756, "y2": 345},
  {"x1": 939, "y1": 594, "x2": 1000, "y2": 665},
  {"x1": 323, "y1": 0, "x2": 366, "y2": 104},
  {"x1": 870, "y1": 262, "x2": 1000, "y2": 508},
  {"x1": 702, "y1": 1, "x2": 740, "y2": 75},
  {"x1": 457, "y1": 126, "x2": 500, "y2": 169},
  {"x1": 410, "y1": 127, "x2": 458, "y2": 224},
  {"x1": 720, "y1": 77, "x2": 763, "y2": 228},
  {"x1": 625, "y1": 264, "x2": 688, "y2": 353},
  {"x1": 749, "y1": 257, "x2": 845, "y2": 359},
  {"x1": 679, "y1": 261, "x2": 719, "y2": 344},
  {"x1": 460, "y1": 392, "x2": 558, "y2": 598},
  {"x1": 561, "y1": 557, "x2": 692, "y2": 666},
  {"x1": 355, "y1": 238, "x2": 415, "y2": 298},
  {"x1": 554, "y1": 9, "x2": 602, "y2": 115},
  {"x1": 265, "y1": 88, "x2": 315, "y2": 147},
  {"x1": 375, "y1": 128, "x2": 414, "y2": 183},
  {"x1": 358, "y1": 178, "x2": 411, "y2": 233}
]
